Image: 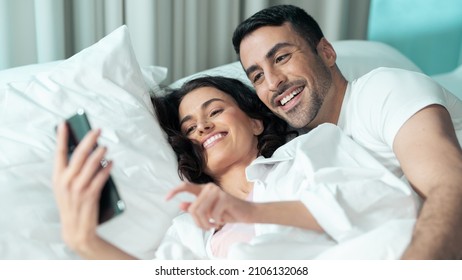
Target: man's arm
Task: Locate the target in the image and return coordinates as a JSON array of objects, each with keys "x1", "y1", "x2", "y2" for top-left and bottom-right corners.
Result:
[{"x1": 393, "y1": 104, "x2": 462, "y2": 259}]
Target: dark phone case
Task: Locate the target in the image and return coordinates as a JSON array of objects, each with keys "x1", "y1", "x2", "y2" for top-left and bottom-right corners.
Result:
[{"x1": 66, "y1": 110, "x2": 125, "y2": 224}]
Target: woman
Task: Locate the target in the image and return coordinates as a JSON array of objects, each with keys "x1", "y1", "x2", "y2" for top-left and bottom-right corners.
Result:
[
  {"x1": 53, "y1": 76, "x2": 418, "y2": 260},
  {"x1": 152, "y1": 77, "x2": 319, "y2": 231}
]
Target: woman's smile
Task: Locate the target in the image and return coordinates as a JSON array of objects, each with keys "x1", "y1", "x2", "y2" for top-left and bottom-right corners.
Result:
[{"x1": 203, "y1": 132, "x2": 228, "y2": 149}]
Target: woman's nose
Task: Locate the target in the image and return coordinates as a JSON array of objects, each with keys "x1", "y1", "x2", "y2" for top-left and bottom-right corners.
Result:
[{"x1": 197, "y1": 120, "x2": 214, "y2": 134}]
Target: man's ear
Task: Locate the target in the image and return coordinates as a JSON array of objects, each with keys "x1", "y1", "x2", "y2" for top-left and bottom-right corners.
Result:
[
  {"x1": 251, "y1": 119, "x2": 264, "y2": 136},
  {"x1": 316, "y1": 37, "x2": 337, "y2": 67}
]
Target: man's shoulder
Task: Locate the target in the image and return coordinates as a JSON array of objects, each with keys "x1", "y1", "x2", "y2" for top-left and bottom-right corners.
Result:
[
  {"x1": 349, "y1": 67, "x2": 434, "y2": 103},
  {"x1": 355, "y1": 67, "x2": 429, "y2": 85},
  {"x1": 354, "y1": 67, "x2": 426, "y2": 82}
]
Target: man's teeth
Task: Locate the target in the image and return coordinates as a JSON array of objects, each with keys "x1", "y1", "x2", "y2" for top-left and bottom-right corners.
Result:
[
  {"x1": 203, "y1": 133, "x2": 224, "y2": 148},
  {"x1": 280, "y1": 87, "x2": 302, "y2": 106}
]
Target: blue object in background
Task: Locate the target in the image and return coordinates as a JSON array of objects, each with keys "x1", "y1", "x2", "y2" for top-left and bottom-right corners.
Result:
[{"x1": 367, "y1": 0, "x2": 462, "y2": 75}]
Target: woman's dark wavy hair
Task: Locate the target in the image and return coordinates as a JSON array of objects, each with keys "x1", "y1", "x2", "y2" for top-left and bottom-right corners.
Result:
[
  {"x1": 152, "y1": 76, "x2": 296, "y2": 184},
  {"x1": 232, "y1": 4, "x2": 324, "y2": 56}
]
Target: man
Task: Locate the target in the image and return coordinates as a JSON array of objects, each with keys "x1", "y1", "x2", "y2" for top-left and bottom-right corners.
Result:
[{"x1": 232, "y1": 4, "x2": 462, "y2": 259}]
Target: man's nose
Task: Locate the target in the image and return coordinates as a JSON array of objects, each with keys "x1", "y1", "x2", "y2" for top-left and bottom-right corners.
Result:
[{"x1": 266, "y1": 69, "x2": 286, "y2": 92}]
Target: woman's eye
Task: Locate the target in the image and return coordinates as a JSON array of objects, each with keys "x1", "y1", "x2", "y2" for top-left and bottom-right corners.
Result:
[
  {"x1": 185, "y1": 125, "x2": 196, "y2": 135},
  {"x1": 210, "y1": 109, "x2": 223, "y2": 117}
]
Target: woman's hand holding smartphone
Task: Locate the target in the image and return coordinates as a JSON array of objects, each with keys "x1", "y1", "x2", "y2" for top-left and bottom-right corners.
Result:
[
  {"x1": 60, "y1": 109, "x2": 125, "y2": 224},
  {"x1": 51, "y1": 110, "x2": 143, "y2": 259}
]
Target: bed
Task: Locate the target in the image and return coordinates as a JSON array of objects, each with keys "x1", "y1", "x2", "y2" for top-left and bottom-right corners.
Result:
[{"x1": 1, "y1": 26, "x2": 460, "y2": 260}]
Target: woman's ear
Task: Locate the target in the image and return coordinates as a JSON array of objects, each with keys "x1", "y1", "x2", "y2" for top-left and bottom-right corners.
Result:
[{"x1": 251, "y1": 119, "x2": 264, "y2": 136}]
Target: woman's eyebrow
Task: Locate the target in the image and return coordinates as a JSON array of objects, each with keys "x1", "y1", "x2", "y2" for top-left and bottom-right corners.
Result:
[{"x1": 180, "y1": 98, "x2": 225, "y2": 127}]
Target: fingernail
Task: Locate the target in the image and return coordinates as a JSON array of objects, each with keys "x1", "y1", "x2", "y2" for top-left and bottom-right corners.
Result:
[{"x1": 100, "y1": 158, "x2": 109, "y2": 168}]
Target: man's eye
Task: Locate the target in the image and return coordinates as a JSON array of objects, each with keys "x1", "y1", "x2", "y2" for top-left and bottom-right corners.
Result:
[
  {"x1": 275, "y1": 54, "x2": 289, "y2": 63},
  {"x1": 253, "y1": 72, "x2": 263, "y2": 83}
]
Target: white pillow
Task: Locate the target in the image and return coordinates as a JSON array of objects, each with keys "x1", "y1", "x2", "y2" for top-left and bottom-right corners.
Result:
[
  {"x1": 333, "y1": 40, "x2": 422, "y2": 80},
  {"x1": 0, "y1": 60, "x2": 167, "y2": 95},
  {"x1": 0, "y1": 25, "x2": 181, "y2": 259},
  {"x1": 169, "y1": 61, "x2": 249, "y2": 88},
  {"x1": 169, "y1": 40, "x2": 422, "y2": 88}
]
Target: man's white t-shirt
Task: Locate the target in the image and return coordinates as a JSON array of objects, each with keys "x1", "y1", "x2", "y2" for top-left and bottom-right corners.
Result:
[{"x1": 338, "y1": 67, "x2": 462, "y2": 178}]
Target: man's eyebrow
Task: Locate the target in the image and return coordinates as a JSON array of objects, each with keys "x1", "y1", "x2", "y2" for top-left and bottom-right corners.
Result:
[
  {"x1": 179, "y1": 98, "x2": 224, "y2": 127},
  {"x1": 245, "y1": 42, "x2": 294, "y2": 76}
]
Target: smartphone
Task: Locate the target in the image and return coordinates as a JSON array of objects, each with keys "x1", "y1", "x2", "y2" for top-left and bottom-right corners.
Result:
[{"x1": 65, "y1": 109, "x2": 125, "y2": 224}]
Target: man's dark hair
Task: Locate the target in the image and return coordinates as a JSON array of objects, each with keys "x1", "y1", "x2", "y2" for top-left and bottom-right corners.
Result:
[
  {"x1": 232, "y1": 4, "x2": 324, "y2": 56},
  {"x1": 152, "y1": 76, "x2": 296, "y2": 184}
]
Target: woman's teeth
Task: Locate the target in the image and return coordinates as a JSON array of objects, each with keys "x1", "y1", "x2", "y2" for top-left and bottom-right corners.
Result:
[{"x1": 203, "y1": 133, "x2": 224, "y2": 148}]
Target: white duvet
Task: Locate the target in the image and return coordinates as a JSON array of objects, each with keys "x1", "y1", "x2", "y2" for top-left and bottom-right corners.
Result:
[{"x1": 155, "y1": 124, "x2": 420, "y2": 260}]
